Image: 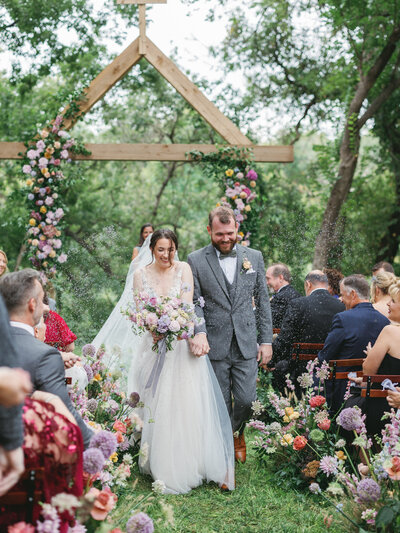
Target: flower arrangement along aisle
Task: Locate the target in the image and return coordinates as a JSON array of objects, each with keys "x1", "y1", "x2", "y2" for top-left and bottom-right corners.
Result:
[
  {"x1": 310, "y1": 407, "x2": 400, "y2": 532},
  {"x1": 21, "y1": 114, "x2": 89, "y2": 281},
  {"x1": 249, "y1": 359, "x2": 349, "y2": 489}
]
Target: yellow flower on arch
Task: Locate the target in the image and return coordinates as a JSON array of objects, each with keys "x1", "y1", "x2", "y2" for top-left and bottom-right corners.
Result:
[{"x1": 225, "y1": 169, "x2": 234, "y2": 177}]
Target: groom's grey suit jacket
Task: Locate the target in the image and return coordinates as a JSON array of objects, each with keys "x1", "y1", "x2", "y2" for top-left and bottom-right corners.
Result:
[
  {"x1": 188, "y1": 244, "x2": 273, "y2": 360},
  {"x1": 10, "y1": 327, "x2": 93, "y2": 449}
]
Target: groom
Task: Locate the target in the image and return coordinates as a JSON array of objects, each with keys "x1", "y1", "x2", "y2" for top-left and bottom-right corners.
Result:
[{"x1": 188, "y1": 206, "x2": 273, "y2": 463}]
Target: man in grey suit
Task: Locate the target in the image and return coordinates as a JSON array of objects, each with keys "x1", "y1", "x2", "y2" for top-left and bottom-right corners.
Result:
[
  {"x1": 0, "y1": 269, "x2": 93, "y2": 449},
  {"x1": 188, "y1": 207, "x2": 273, "y2": 463}
]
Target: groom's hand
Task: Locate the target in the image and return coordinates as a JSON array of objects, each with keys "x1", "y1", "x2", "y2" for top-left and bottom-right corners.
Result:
[
  {"x1": 189, "y1": 333, "x2": 210, "y2": 357},
  {"x1": 257, "y1": 344, "x2": 272, "y2": 370}
]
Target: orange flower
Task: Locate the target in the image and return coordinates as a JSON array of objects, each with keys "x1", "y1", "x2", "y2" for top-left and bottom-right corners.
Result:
[
  {"x1": 115, "y1": 430, "x2": 124, "y2": 443},
  {"x1": 87, "y1": 486, "x2": 117, "y2": 520},
  {"x1": 113, "y1": 420, "x2": 127, "y2": 433},
  {"x1": 293, "y1": 435, "x2": 307, "y2": 450},
  {"x1": 386, "y1": 456, "x2": 400, "y2": 480}
]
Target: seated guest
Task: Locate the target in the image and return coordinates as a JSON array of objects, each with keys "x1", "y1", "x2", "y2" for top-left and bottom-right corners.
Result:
[
  {"x1": 266, "y1": 263, "x2": 301, "y2": 329},
  {"x1": 324, "y1": 268, "x2": 343, "y2": 298},
  {"x1": 44, "y1": 294, "x2": 77, "y2": 352},
  {"x1": 271, "y1": 270, "x2": 344, "y2": 390},
  {"x1": 363, "y1": 279, "x2": 400, "y2": 436},
  {"x1": 319, "y1": 274, "x2": 390, "y2": 414},
  {"x1": 0, "y1": 269, "x2": 93, "y2": 449},
  {"x1": 372, "y1": 261, "x2": 395, "y2": 276},
  {"x1": 371, "y1": 271, "x2": 397, "y2": 319}
]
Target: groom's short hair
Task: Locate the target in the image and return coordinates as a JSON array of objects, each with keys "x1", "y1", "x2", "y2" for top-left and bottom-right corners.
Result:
[{"x1": 209, "y1": 206, "x2": 236, "y2": 227}]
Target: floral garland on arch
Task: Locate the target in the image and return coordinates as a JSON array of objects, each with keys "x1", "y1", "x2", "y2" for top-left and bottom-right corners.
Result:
[
  {"x1": 190, "y1": 146, "x2": 261, "y2": 247},
  {"x1": 21, "y1": 115, "x2": 89, "y2": 282}
]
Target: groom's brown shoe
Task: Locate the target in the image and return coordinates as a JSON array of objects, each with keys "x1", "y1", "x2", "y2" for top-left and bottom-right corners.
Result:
[{"x1": 234, "y1": 433, "x2": 246, "y2": 463}]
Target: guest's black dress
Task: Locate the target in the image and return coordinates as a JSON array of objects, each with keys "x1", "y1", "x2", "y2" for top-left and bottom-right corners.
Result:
[{"x1": 366, "y1": 353, "x2": 400, "y2": 436}]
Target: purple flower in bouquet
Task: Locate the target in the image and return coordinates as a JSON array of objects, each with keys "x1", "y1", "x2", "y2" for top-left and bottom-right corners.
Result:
[
  {"x1": 319, "y1": 455, "x2": 339, "y2": 477},
  {"x1": 246, "y1": 169, "x2": 258, "y2": 180},
  {"x1": 119, "y1": 437, "x2": 130, "y2": 451},
  {"x1": 127, "y1": 392, "x2": 140, "y2": 408},
  {"x1": 198, "y1": 296, "x2": 205, "y2": 308},
  {"x1": 356, "y1": 478, "x2": 381, "y2": 503},
  {"x1": 89, "y1": 430, "x2": 117, "y2": 460},
  {"x1": 83, "y1": 448, "x2": 105, "y2": 474},
  {"x1": 82, "y1": 344, "x2": 96, "y2": 357},
  {"x1": 157, "y1": 314, "x2": 171, "y2": 333},
  {"x1": 337, "y1": 407, "x2": 366, "y2": 433},
  {"x1": 126, "y1": 512, "x2": 154, "y2": 533},
  {"x1": 86, "y1": 398, "x2": 98, "y2": 413},
  {"x1": 108, "y1": 399, "x2": 119, "y2": 414}
]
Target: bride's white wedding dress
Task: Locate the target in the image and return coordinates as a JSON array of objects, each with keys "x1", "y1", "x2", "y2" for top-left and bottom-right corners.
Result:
[{"x1": 128, "y1": 265, "x2": 235, "y2": 494}]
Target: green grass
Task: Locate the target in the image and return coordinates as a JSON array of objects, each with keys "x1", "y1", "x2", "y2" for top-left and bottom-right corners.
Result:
[{"x1": 111, "y1": 433, "x2": 345, "y2": 533}]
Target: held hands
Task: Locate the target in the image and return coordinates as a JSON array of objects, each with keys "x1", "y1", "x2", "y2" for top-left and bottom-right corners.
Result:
[
  {"x1": 60, "y1": 352, "x2": 81, "y2": 369},
  {"x1": 0, "y1": 367, "x2": 32, "y2": 407},
  {"x1": 189, "y1": 333, "x2": 210, "y2": 358},
  {"x1": 257, "y1": 345, "x2": 273, "y2": 370}
]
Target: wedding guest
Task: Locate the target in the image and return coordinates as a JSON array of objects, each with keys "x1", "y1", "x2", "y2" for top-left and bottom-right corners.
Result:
[
  {"x1": 271, "y1": 270, "x2": 344, "y2": 391},
  {"x1": 372, "y1": 261, "x2": 395, "y2": 276},
  {"x1": 266, "y1": 263, "x2": 300, "y2": 328},
  {"x1": 131, "y1": 223, "x2": 154, "y2": 260},
  {"x1": 0, "y1": 269, "x2": 93, "y2": 449},
  {"x1": 0, "y1": 250, "x2": 8, "y2": 278},
  {"x1": 324, "y1": 267, "x2": 343, "y2": 298},
  {"x1": 387, "y1": 387, "x2": 400, "y2": 408},
  {"x1": 43, "y1": 294, "x2": 77, "y2": 352},
  {"x1": 363, "y1": 279, "x2": 400, "y2": 435},
  {"x1": 319, "y1": 274, "x2": 389, "y2": 414},
  {"x1": 371, "y1": 271, "x2": 397, "y2": 319}
]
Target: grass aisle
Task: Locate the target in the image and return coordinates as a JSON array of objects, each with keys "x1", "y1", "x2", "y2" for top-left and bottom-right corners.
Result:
[{"x1": 112, "y1": 432, "x2": 343, "y2": 533}]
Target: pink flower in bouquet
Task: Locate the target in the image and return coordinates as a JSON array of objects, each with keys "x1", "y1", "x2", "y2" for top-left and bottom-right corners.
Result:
[
  {"x1": 170, "y1": 297, "x2": 181, "y2": 309},
  {"x1": 318, "y1": 419, "x2": 331, "y2": 431},
  {"x1": 58, "y1": 253, "x2": 67, "y2": 263},
  {"x1": 293, "y1": 435, "x2": 308, "y2": 450},
  {"x1": 145, "y1": 313, "x2": 158, "y2": 327},
  {"x1": 149, "y1": 297, "x2": 158, "y2": 306},
  {"x1": 385, "y1": 456, "x2": 400, "y2": 480},
  {"x1": 169, "y1": 320, "x2": 180, "y2": 333},
  {"x1": 309, "y1": 395, "x2": 326, "y2": 408},
  {"x1": 246, "y1": 169, "x2": 258, "y2": 180},
  {"x1": 87, "y1": 486, "x2": 117, "y2": 520},
  {"x1": 8, "y1": 522, "x2": 35, "y2": 533},
  {"x1": 112, "y1": 420, "x2": 126, "y2": 434}
]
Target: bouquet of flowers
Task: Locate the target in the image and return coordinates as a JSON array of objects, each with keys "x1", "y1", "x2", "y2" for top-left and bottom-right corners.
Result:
[{"x1": 125, "y1": 291, "x2": 204, "y2": 352}]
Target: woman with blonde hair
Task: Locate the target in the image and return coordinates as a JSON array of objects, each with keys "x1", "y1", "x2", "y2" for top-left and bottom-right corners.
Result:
[
  {"x1": 371, "y1": 270, "x2": 397, "y2": 318},
  {"x1": 0, "y1": 250, "x2": 8, "y2": 278}
]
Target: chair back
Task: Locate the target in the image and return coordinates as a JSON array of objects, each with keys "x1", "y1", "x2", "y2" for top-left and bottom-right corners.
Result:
[
  {"x1": 328, "y1": 358, "x2": 364, "y2": 382},
  {"x1": 0, "y1": 467, "x2": 45, "y2": 524},
  {"x1": 291, "y1": 342, "x2": 324, "y2": 362},
  {"x1": 361, "y1": 374, "x2": 400, "y2": 398}
]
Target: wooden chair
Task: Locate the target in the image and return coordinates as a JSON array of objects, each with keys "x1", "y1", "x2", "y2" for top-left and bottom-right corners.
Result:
[
  {"x1": 273, "y1": 328, "x2": 281, "y2": 335},
  {"x1": 0, "y1": 467, "x2": 45, "y2": 524},
  {"x1": 291, "y1": 342, "x2": 324, "y2": 363},
  {"x1": 328, "y1": 358, "x2": 364, "y2": 386},
  {"x1": 361, "y1": 374, "x2": 400, "y2": 398},
  {"x1": 65, "y1": 376, "x2": 72, "y2": 385}
]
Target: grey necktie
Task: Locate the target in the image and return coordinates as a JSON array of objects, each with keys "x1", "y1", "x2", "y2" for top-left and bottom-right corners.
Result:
[{"x1": 219, "y1": 250, "x2": 237, "y2": 260}]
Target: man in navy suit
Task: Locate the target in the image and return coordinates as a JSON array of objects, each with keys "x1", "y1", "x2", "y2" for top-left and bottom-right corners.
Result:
[
  {"x1": 266, "y1": 263, "x2": 301, "y2": 329},
  {"x1": 319, "y1": 274, "x2": 389, "y2": 413}
]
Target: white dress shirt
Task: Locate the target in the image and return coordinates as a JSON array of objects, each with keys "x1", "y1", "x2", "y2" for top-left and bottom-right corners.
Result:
[
  {"x1": 10, "y1": 321, "x2": 34, "y2": 336},
  {"x1": 215, "y1": 245, "x2": 237, "y2": 285}
]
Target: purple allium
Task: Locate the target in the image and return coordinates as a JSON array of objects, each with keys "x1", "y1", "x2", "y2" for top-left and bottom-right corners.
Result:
[
  {"x1": 319, "y1": 455, "x2": 339, "y2": 477},
  {"x1": 82, "y1": 344, "x2": 96, "y2": 357},
  {"x1": 357, "y1": 478, "x2": 381, "y2": 503},
  {"x1": 89, "y1": 430, "x2": 117, "y2": 459},
  {"x1": 128, "y1": 392, "x2": 140, "y2": 408},
  {"x1": 84, "y1": 364, "x2": 94, "y2": 382},
  {"x1": 83, "y1": 447, "x2": 105, "y2": 474},
  {"x1": 126, "y1": 512, "x2": 154, "y2": 533},
  {"x1": 337, "y1": 407, "x2": 366, "y2": 433},
  {"x1": 86, "y1": 398, "x2": 98, "y2": 413},
  {"x1": 118, "y1": 437, "x2": 130, "y2": 451}
]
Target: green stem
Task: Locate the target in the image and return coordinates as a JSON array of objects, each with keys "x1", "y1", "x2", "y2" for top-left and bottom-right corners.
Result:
[
  {"x1": 353, "y1": 430, "x2": 378, "y2": 482},
  {"x1": 319, "y1": 492, "x2": 360, "y2": 529}
]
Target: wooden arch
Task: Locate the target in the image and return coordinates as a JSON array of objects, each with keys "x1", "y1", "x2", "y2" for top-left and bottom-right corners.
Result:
[{"x1": 0, "y1": 0, "x2": 293, "y2": 164}]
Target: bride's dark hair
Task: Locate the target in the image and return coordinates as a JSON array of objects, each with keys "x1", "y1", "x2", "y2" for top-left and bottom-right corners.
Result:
[{"x1": 150, "y1": 229, "x2": 178, "y2": 258}]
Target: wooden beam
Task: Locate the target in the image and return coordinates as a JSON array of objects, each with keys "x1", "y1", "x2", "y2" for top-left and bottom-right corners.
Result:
[
  {"x1": 0, "y1": 142, "x2": 293, "y2": 163},
  {"x1": 139, "y1": 5, "x2": 147, "y2": 55},
  {"x1": 144, "y1": 39, "x2": 252, "y2": 146},
  {"x1": 59, "y1": 38, "x2": 142, "y2": 131}
]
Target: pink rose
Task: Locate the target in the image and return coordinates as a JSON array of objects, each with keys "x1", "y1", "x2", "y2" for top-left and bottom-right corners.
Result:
[
  {"x1": 386, "y1": 456, "x2": 400, "y2": 480},
  {"x1": 8, "y1": 522, "x2": 35, "y2": 533},
  {"x1": 87, "y1": 486, "x2": 117, "y2": 520},
  {"x1": 309, "y1": 395, "x2": 326, "y2": 408},
  {"x1": 317, "y1": 419, "x2": 331, "y2": 431},
  {"x1": 113, "y1": 420, "x2": 127, "y2": 434},
  {"x1": 149, "y1": 297, "x2": 158, "y2": 306}
]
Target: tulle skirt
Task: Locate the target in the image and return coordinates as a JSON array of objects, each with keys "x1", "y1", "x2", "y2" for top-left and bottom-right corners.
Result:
[{"x1": 128, "y1": 333, "x2": 235, "y2": 494}]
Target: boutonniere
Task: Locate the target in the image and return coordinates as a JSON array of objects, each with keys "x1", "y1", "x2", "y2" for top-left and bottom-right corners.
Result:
[{"x1": 241, "y1": 257, "x2": 255, "y2": 274}]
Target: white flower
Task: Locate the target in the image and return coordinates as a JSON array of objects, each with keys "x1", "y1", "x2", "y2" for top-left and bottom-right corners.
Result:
[
  {"x1": 152, "y1": 479, "x2": 166, "y2": 495},
  {"x1": 129, "y1": 412, "x2": 143, "y2": 431},
  {"x1": 335, "y1": 439, "x2": 346, "y2": 448},
  {"x1": 51, "y1": 493, "x2": 81, "y2": 512},
  {"x1": 251, "y1": 400, "x2": 265, "y2": 416},
  {"x1": 123, "y1": 453, "x2": 133, "y2": 464}
]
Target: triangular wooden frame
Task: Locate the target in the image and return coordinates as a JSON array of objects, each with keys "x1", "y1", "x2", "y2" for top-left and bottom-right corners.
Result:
[{"x1": 0, "y1": 36, "x2": 293, "y2": 163}]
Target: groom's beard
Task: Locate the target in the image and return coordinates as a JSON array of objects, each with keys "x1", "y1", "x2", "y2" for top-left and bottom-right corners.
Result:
[{"x1": 211, "y1": 238, "x2": 236, "y2": 254}]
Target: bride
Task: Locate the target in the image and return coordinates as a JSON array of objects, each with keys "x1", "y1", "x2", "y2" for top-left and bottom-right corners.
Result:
[{"x1": 94, "y1": 229, "x2": 234, "y2": 494}]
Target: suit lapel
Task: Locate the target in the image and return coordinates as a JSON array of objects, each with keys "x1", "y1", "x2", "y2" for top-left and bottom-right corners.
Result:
[
  {"x1": 232, "y1": 245, "x2": 244, "y2": 306},
  {"x1": 205, "y1": 245, "x2": 231, "y2": 302}
]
